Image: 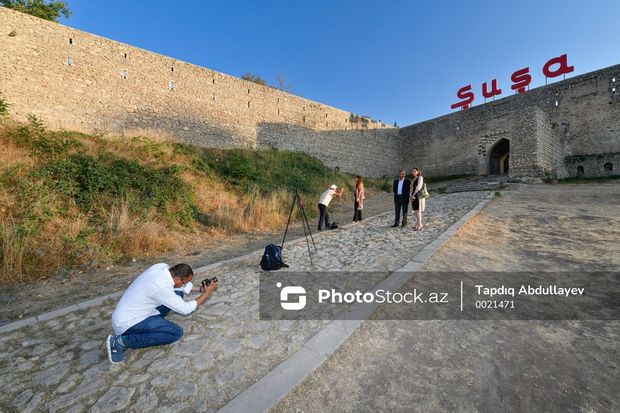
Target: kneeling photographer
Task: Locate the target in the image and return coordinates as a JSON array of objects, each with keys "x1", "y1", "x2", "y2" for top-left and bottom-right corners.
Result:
[{"x1": 106, "y1": 263, "x2": 217, "y2": 364}]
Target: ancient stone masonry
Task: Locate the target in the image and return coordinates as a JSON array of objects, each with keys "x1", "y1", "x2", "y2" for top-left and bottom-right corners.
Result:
[
  {"x1": 399, "y1": 64, "x2": 620, "y2": 179},
  {"x1": 1, "y1": 7, "x2": 619, "y2": 179},
  {"x1": 564, "y1": 152, "x2": 620, "y2": 178},
  {"x1": 0, "y1": 8, "x2": 396, "y2": 176},
  {"x1": 255, "y1": 123, "x2": 401, "y2": 178}
]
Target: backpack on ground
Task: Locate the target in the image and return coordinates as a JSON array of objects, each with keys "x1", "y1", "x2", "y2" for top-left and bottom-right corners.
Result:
[
  {"x1": 328, "y1": 222, "x2": 339, "y2": 230},
  {"x1": 260, "y1": 244, "x2": 288, "y2": 271}
]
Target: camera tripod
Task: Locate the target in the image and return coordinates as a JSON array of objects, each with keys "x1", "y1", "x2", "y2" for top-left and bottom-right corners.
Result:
[{"x1": 282, "y1": 189, "x2": 317, "y2": 266}]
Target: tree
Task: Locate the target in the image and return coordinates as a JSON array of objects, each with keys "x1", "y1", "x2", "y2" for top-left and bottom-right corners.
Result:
[
  {"x1": 1, "y1": 0, "x2": 71, "y2": 22},
  {"x1": 273, "y1": 73, "x2": 294, "y2": 93},
  {"x1": 241, "y1": 73, "x2": 267, "y2": 86}
]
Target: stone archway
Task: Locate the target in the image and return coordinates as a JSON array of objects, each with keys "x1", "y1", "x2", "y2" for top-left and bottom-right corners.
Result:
[{"x1": 488, "y1": 138, "x2": 510, "y2": 175}]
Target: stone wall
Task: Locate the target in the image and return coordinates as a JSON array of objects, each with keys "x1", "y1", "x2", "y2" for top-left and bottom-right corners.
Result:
[
  {"x1": 256, "y1": 123, "x2": 401, "y2": 178},
  {"x1": 0, "y1": 8, "x2": 396, "y2": 177},
  {"x1": 564, "y1": 153, "x2": 620, "y2": 178},
  {"x1": 1, "y1": 7, "x2": 618, "y2": 180},
  {"x1": 398, "y1": 64, "x2": 620, "y2": 179}
]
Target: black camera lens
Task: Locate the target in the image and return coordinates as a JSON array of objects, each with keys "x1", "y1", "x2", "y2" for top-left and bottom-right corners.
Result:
[{"x1": 201, "y1": 277, "x2": 218, "y2": 288}]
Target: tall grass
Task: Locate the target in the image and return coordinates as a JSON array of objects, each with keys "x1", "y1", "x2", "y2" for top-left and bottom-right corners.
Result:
[
  {"x1": 0, "y1": 118, "x2": 378, "y2": 285},
  {"x1": 0, "y1": 216, "x2": 28, "y2": 283}
]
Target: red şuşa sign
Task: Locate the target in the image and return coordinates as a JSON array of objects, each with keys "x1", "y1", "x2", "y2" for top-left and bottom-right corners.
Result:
[{"x1": 451, "y1": 54, "x2": 574, "y2": 110}]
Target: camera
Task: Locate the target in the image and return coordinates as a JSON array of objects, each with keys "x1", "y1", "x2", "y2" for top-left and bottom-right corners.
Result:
[{"x1": 200, "y1": 277, "x2": 218, "y2": 291}]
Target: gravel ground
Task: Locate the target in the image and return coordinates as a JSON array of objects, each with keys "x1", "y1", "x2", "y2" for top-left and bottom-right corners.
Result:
[
  {"x1": 272, "y1": 183, "x2": 620, "y2": 413},
  {"x1": 0, "y1": 190, "x2": 488, "y2": 412}
]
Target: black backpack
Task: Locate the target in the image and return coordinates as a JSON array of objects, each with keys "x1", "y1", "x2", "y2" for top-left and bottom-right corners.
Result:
[{"x1": 260, "y1": 244, "x2": 288, "y2": 271}]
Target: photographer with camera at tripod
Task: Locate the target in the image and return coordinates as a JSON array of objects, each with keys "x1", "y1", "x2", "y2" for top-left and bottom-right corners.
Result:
[
  {"x1": 317, "y1": 184, "x2": 343, "y2": 231},
  {"x1": 106, "y1": 263, "x2": 217, "y2": 364}
]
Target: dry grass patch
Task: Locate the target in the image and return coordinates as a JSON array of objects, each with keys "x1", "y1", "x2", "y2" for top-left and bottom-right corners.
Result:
[{"x1": 0, "y1": 216, "x2": 28, "y2": 284}]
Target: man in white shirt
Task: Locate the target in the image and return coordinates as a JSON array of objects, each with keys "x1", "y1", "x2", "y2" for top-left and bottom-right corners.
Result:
[
  {"x1": 106, "y1": 263, "x2": 217, "y2": 364},
  {"x1": 318, "y1": 184, "x2": 343, "y2": 231}
]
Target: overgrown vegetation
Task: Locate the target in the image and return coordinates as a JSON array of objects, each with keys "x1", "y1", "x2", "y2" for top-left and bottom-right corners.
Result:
[
  {"x1": 0, "y1": 116, "x2": 381, "y2": 284},
  {"x1": 241, "y1": 73, "x2": 267, "y2": 86},
  {"x1": 1, "y1": 0, "x2": 71, "y2": 21},
  {"x1": 557, "y1": 175, "x2": 620, "y2": 184},
  {"x1": 241, "y1": 72, "x2": 295, "y2": 92}
]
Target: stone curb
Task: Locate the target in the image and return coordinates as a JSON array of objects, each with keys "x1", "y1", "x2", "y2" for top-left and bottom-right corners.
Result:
[
  {"x1": 0, "y1": 291, "x2": 128, "y2": 334},
  {"x1": 217, "y1": 192, "x2": 495, "y2": 413},
  {"x1": 0, "y1": 210, "x2": 394, "y2": 335}
]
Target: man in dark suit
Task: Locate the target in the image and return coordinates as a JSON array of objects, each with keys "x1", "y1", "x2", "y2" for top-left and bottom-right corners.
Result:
[{"x1": 392, "y1": 169, "x2": 411, "y2": 227}]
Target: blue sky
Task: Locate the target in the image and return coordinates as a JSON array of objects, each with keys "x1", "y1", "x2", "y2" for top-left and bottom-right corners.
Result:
[{"x1": 61, "y1": 0, "x2": 620, "y2": 126}]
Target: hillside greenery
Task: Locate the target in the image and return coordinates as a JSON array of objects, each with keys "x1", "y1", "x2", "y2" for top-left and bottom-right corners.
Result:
[{"x1": 0, "y1": 116, "x2": 386, "y2": 284}]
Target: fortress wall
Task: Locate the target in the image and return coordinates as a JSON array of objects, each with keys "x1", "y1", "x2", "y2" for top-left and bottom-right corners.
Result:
[
  {"x1": 564, "y1": 153, "x2": 620, "y2": 178},
  {"x1": 256, "y1": 124, "x2": 401, "y2": 178},
  {"x1": 2, "y1": 8, "x2": 618, "y2": 180},
  {"x1": 399, "y1": 64, "x2": 620, "y2": 178},
  {"x1": 0, "y1": 8, "x2": 396, "y2": 176}
]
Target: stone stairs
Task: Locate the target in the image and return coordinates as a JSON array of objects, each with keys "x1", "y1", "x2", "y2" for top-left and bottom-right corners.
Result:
[{"x1": 432, "y1": 175, "x2": 509, "y2": 194}]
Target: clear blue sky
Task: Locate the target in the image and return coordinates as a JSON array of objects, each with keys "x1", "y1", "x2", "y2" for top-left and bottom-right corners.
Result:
[{"x1": 61, "y1": 0, "x2": 620, "y2": 126}]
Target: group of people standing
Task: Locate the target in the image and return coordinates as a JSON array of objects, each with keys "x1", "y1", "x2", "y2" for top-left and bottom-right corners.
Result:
[
  {"x1": 392, "y1": 167, "x2": 425, "y2": 231},
  {"x1": 317, "y1": 167, "x2": 426, "y2": 231}
]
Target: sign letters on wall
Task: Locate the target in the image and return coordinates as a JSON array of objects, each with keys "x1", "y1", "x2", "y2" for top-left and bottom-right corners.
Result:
[{"x1": 451, "y1": 54, "x2": 574, "y2": 110}]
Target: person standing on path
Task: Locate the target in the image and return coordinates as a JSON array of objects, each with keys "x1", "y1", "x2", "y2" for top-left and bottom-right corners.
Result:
[
  {"x1": 393, "y1": 169, "x2": 411, "y2": 227},
  {"x1": 106, "y1": 263, "x2": 217, "y2": 364},
  {"x1": 411, "y1": 167, "x2": 426, "y2": 230},
  {"x1": 318, "y1": 184, "x2": 343, "y2": 231},
  {"x1": 353, "y1": 176, "x2": 365, "y2": 222}
]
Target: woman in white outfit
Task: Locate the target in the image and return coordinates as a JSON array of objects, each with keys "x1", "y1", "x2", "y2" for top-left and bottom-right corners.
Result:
[{"x1": 410, "y1": 167, "x2": 425, "y2": 230}]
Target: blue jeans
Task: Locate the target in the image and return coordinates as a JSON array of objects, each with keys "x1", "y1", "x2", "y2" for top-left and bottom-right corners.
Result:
[{"x1": 121, "y1": 291, "x2": 184, "y2": 349}]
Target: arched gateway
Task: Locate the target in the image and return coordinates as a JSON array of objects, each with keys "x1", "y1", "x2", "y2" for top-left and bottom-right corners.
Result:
[{"x1": 488, "y1": 138, "x2": 510, "y2": 175}]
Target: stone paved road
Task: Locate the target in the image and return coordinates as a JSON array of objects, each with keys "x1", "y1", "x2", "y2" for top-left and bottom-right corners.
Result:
[{"x1": 0, "y1": 191, "x2": 487, "y2": 413}]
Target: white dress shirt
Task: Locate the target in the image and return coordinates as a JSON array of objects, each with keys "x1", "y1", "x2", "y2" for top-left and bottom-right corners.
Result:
[
  {"x1": 112, "y1": 263, "x2": 197, "y2": 334},
  {"x1": 397, "y1": 178, "x2": 404, "y2": 195},
  {"x1": 318, "y1": 188, "x2": 336, "y2": 206}
]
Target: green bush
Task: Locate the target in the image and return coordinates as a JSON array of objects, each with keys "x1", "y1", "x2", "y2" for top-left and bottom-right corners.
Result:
[
  {"x1": 8, "y1": 115, "x2": 83, "y2": 155},
  {"x1": 37, "y1": 153, "x2": 199, "y2": 225},
  {"x1": 0, "y1": 93, "x2": 9, "y2": 115},
  {"x1": 201, "y1": 148, "x2": 341, "y2": 196}
]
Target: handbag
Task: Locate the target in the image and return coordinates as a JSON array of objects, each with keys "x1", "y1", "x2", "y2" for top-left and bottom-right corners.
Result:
[{"x1": 419, "y1": 183, "x2": 430, "y2": 199}]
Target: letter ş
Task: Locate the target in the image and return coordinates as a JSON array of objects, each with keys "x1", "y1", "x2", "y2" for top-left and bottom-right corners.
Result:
[
  {"x1": 450, "y1": 85, "x2": 475, "y2": 110},
  {"x1": 451, "y1": 54, "x2": 573, "y2": 109},
  {"x1": 510, "y1": 67, "x2": 531, "y2": 94}
]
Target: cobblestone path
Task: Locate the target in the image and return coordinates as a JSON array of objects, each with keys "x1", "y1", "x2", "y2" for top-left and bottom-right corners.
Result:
[{"x1": 0, "y1": 192, "x2": 487, "y2": 413}]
